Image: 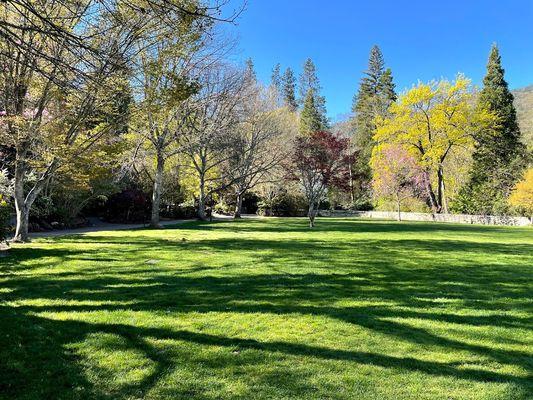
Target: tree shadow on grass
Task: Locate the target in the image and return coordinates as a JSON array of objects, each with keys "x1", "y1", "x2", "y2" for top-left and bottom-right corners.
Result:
[
  {"x1": 1, "y1": 305, "x2": 532, "y2": 400},
  {"x1": 1, "y1": 221, "x2": 532, "y2": 398}
]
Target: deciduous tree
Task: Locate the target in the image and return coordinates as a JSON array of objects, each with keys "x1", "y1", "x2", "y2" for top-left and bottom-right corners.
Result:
[
  {"x1": 374, "y1": 76, "x2": 493, "y2": 213},
  {"x1": 290, "y1": 131, "x2": 352, "y2": 227},
  {"x1": 509, "y1": 168, "x2": 533, "y2": 219},
  {"x1": 0, "y1": 0, "x2": 232, "y2": 241},
  {"x1": 371, "y1": 144, "x2": 427, "y2": 220},
  {"x1": 226, "y1": 87, "x2": 296, "y2": 218},
  {"x1": 180, "y1": 65, "x2": 246, "y2": 220}
]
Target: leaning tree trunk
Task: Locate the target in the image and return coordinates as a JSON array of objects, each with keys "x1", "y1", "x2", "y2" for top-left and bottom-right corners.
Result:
[
  {"x1": 426, "y1": 179, "x2": 441, "y2": 213},
  {"x1": 150, "y1": 153, "x2": 165, "y2": 228},
  {"x1": 234, "y1": 191, "x2": 244, "y2": 219},
  {"x1": 12, "y1": 162, "x2": 47, "y2": 242}
]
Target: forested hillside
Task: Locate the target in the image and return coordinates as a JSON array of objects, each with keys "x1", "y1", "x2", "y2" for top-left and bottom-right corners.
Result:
[{"x1": 513, "y1": 85, "x2": 533, "y2": 148}]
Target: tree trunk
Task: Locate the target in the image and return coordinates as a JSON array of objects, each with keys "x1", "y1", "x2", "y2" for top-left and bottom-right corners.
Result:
[
  {"x1": 150, "y1": 153, "x2": 165, "y2": 228},
  {"x1": 13, "y1": 163, "x2": 32, "y2": 242},
  {"x1": 234, "y1": 192, "x2": 243, "y2": 219},
  {"x1": 426, "y1": 179, "x2": 441, "y2": 213},
  {"x1": 197, "y1": 177, "x2": 208, "y2": 221},
  {"x1": 349, "y1": 164, "x2": 355, "y2": 205},
  {"x1": 11, "y1": 153, "x2": 57, "y2": 242},
  {"x1": 308, "y1": 202, "x2": 316, "y2": 228},
  {"x1": 397, "y1": 197, "x2": 402, "y2": 221},
  {"x1": 13, "y1": 203, "x2": 30, "y2": 242},
  {"x1": 437, "y1": 165, "x2": 445, "y2": 214}
]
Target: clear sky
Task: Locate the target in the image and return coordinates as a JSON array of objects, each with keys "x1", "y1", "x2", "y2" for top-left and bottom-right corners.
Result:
[{"x1": 226, "y1": 0, "x2": 533, "y2": 121}]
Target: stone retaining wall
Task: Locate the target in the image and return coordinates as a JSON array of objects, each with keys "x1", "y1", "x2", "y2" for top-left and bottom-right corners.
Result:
[{"x1": 317, "y1": 210, "x2": 532, "y2": 227}]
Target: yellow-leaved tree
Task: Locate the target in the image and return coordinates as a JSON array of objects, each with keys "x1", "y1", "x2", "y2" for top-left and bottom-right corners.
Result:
[
  {"x1": 374, "y1": 76, "x2": 494, "y2": 213},
  {"x1": 509, "y1": 168, "x2": 533, "y2": 219}
]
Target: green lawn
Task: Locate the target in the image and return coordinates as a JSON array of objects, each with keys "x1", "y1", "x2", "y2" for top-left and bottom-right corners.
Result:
[{"x1": 1, "y1": 218, "x2": 532, "y2": 400}]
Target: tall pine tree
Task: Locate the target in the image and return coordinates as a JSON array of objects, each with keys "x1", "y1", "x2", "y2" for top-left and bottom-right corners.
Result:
[
  {"x1": 282, "y1": 67, "x2": 298, "y2": 112},
  {"x1": 351, "y1": 45, "x2": 396, "y2": 205},
  {"x1": 271, "y1": 63, "x2": 281, "y2": 90},
  {"x1": 458, "y1": 44, "x2": 527, "y2": 214},
  {"x1": 299, "y1": 58, "x2": 328, "y2": 127},
  {"x1": 245, "y1": 58, "x2": 257, "y2": 83},
  {"x1": 299, "y1": 89, "x2": 323, "y2": 135}
]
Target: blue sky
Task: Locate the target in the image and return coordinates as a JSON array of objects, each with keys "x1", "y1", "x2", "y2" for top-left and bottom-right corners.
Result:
[{"x1": 226, "y1": 0, "x2": 533, "y2": 121}]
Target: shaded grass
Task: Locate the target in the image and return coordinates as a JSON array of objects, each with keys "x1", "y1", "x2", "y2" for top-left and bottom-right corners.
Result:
[{"x1": 0, "y1": 218, "x2": 532, "y2": 399}]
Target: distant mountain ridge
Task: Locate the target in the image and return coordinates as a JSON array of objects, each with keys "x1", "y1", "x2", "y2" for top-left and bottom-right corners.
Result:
[{"x1": 513, "y1": 85, "x2": 533, "y2": 149}]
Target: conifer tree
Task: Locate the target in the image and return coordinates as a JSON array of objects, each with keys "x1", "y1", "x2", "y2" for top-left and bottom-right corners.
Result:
[
  {"x1": 299, "y1": 89, "x2": 323, "y2": 135},
  {"x1": 299, "y1": 58, "x2": 328, "y2": 127},
  {"x1": 271, "y1": 63, "x2": 282, "y2": 90},
  {"x1": 351, "y1": 45, "x2": 396, "y2": 205},
  {"x1": 458, "y1": 44, "x2": 527, "y2": 214},
  {"x1": 282, "y1": 67, "x2": 298, "y2": 112},
  {"x1": 245, "y1": 58, "x2": 257, "y2": 83}
]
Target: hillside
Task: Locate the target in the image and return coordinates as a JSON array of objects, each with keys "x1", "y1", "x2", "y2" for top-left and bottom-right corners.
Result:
[{"x1": 513, "y1": 85, "x2": 533, "y2": 149}]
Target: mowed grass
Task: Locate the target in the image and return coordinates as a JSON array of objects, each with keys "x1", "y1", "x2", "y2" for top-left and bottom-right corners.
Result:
[{"x1": 0, "y1": 218, "x2": 532, "y2": 400}]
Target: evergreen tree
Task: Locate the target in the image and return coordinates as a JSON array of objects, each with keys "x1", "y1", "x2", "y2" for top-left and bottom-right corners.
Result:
[
  {"x1": 458, "y1": 44, "x2": 527, "y2": 214},
  {"x1": 299, "y1": 89, "x2": 323, "y2": 135},
  {"x1": 377, "y1": 68, "x2": 397, "y2": 113},
  {"x1": 298, "y1": 58, "x2": 328, "y2": 127},
  {"x1": 351, "y1": 45, "x2": 396, "y2": 204},
  {"x1": 282, "y1": 67, "x2": 298, "y2": 112},
  {"x1": 245, "y1": 58, "x2": 257, "y2": 83},
  {"x1": 271, "y1": 63, "x2": 281, "y2": 90}
]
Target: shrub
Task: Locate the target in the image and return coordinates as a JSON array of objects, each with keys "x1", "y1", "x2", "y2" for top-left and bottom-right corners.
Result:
[
  {"x1": 103, "y1": 189, "x2": 151, "y2": 223},
  {"x1": 257, "y1": 193, "x2": 307, "y2": 217}
]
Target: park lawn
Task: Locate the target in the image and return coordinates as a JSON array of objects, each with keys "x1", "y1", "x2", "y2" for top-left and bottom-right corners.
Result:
[{"x1": 0, "y1": 218, "x2": 532, "y2": 400}]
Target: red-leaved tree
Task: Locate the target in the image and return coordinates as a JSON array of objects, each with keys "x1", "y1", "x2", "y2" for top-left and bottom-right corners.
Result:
[{"x1": 290, "y1": 131, "x2": 353, "y2": 227}]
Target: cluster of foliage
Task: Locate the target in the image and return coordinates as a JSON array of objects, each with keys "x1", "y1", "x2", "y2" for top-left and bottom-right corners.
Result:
[
  {"x1": 0, "y1": 2, "x2": 530, "y2": 238},
  {"x1": 373, "y1": 76, "x2": 494, "y2": 214},
  {"x1": 356, "y1": 45, "x2": 529, "y2": 217},
  {"x1": 509, "y1": 168, "x2": 533, "y2": 218},
  {"x1": 371, "y1": 144, "x2": 427, "y2": 220}
]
